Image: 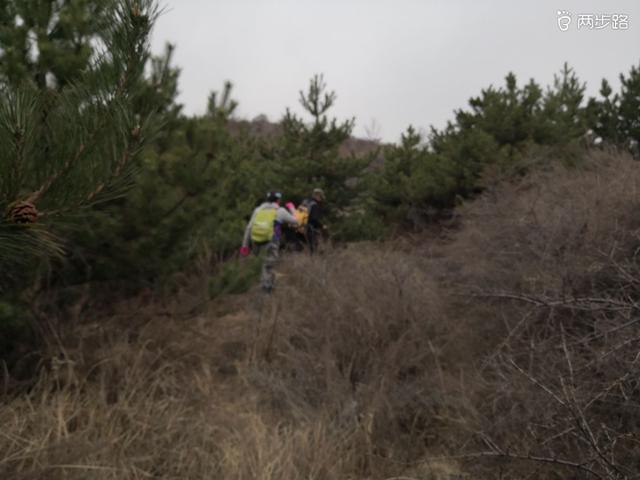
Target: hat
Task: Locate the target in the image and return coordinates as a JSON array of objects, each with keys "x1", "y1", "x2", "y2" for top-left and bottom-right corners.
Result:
[
  {"x1": 312, "y1": 188, "x2": 325, "y2": 201},
  {"x1": 266, "y1": 191, "x2": 282, "y2": 202}
]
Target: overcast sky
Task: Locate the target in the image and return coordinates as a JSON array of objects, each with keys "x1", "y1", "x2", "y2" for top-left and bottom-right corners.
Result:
[{"x1": 150, "y1": 0, "x2": 640, "y2": 142}]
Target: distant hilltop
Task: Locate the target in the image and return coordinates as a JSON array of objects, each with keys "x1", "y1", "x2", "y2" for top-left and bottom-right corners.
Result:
[{"x1": 228, "y1": 114, "x2": 383, "y2": 158}]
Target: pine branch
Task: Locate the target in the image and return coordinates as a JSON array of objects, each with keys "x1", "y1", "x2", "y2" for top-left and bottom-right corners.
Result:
[
  {"x1": 0, "y1": 0, "x2": 161, "y2": 275},
  {"x1": 25, "y1": 142, "x2": 86, "y2": 205},
  {"x1": 11, "y1": 125, "x2": 24, "y2": 199},
  {"x1": 16, "y1": 1, "x2": 156, "y2": 209},
  {"x1": 84, "y1": 134, "x2": 138, "y2": 204}
]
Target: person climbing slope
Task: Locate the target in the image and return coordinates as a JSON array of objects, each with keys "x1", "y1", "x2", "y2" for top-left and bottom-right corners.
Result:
[
  {"x1": 240, "y1": 191, "x2": 298, "y2": 293},
  {"x1": 282, "y1": 188, "x2": 327, "y2": 254},
  {"x1": 299, "y1": 188, "x2": 326, "y2": 254}
]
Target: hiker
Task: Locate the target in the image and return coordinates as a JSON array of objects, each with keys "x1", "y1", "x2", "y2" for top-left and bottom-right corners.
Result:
[
  {"x1": 240, "y1": 191, "x2": 298, "y2": 293},
  {"x1": 300, "y1": 188, "x2": 326, "y2": 254},
  {"x1": 282, "y1": 189, "x2": 326, "y2": 254},
  {"x1": 282, "y1": 201, "x2": 306, "y2": 252}
]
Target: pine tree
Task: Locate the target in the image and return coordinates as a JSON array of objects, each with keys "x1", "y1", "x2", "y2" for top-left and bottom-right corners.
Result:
[
  {"x1": 369, "y1": 126, "x2": 422, "y2": 226},
  {"x1": 207, "y1": 80, "x2": 238, "y2": 120},
  {"x1": 586, "y1": 79, "x2": 620, "y2": 145},
  {"x1": 618, "y1": 62, "x2": 640, "y2": 156},
  {"x1": 457, "y1": 73, "x2": 539, "y2": 147},
  {"x1": 0, "y1": 0, "x2": 162, "y2": 289},
  {"x1": 70, "y1": 81, "x2": 268, "y2": 282},
  {"x1": 586, "y1": 61, "x2": 640, "y2": 156},
  {"x1": 540, "y1": 63, "x2": 587, "y2": 144},
  {"x1": 274, "y1": 74, "x2": 369, "y2": 217},
  {"x1": 0, "y1": 0, "x2": 117, "y2": 90},
  {"x1": 138, "y1": 43, "x2": 182, "y2": 120},
  {"x1": 373, "y1": 65, "x2": 591, "y2": 230}
]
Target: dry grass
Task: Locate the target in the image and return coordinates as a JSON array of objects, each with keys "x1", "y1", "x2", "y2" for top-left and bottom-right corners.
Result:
[
  {"x1": 4, "y1": 150, "x2": 639, "y2": 479},
  {"x1": 1, "y1": 246, "x2": 466, "y2": 479},
  {"x1": 248, "y1": 247, "x2": 474, "y2": 475},
  {"x1": 445, "y1": 150, "x2": 640, "y2": 478}
]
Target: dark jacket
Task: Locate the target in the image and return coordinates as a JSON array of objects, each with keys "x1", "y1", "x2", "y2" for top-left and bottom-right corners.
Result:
[{"x1": 304, "y1": 198, "x2": 323, "y2": 230}]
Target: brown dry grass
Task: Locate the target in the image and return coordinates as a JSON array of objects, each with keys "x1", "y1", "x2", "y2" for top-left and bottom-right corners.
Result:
[
  {"x1": 4, "y1": 150, "x2": 639, "y2": 479},
  {"x1": 1, "y1": 246, "x2": 466, "y2": 479},
  {"x1": 445, "y1": 150, "x2": 640, "y2": 478}
]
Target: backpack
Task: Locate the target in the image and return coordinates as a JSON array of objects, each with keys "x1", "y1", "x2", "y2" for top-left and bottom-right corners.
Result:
[
  {"x1": 251, "y1": 207, "x2": 277, "y2": 243},
  {"x1": 294, "y1": 199, "x2": 316, "y2": 234}
]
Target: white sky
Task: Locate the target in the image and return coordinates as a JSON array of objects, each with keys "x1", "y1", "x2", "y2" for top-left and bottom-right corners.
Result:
[{"x1": 150, "y1": 0, "x2": 640, "y2": 142}]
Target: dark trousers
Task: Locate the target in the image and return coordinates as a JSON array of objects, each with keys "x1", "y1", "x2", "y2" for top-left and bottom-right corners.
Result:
[
  {"x1": 306, "y1": 226, "x2": 319, "y2": 254},
  {"x1": 283, "y1": 226, "x2": 319, "y2": 254}
]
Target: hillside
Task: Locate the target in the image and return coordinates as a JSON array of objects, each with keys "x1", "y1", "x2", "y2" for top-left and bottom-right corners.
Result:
[
  {"x1": 2, "y1": 150, "x2": 638, "y2": 479},
  {"x1": 2, "y1": 2, "x2": 640, "y2": 478}
]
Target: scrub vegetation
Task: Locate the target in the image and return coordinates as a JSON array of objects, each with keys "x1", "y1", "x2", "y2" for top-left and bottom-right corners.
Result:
[{"x1": 2, "y1": 1, "x2": 640, "y2": 478}]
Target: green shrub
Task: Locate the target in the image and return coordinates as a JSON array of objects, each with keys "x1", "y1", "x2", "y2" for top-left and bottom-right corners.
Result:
[{"x1": 208, "y1": 256, "x2": 263, "y2": 299}]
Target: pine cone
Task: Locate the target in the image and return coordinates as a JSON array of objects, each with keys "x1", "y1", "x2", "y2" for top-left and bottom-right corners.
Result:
[
  {"x1": 131, "y1": 125, "x2": 141, "y2": 140},
  {"x1": 5, "y1": 201, "x2": 38, "y2": 224}
]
